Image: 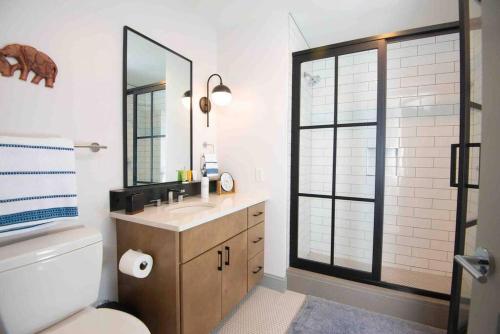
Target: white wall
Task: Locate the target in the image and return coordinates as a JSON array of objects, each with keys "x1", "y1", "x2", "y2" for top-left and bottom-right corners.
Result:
[
  {"x1": 216, "y1": 11, "x2": 290, "y2": 278},
  {"x1": 0, "y1": 0, "x2": 217, "y2": 302}
]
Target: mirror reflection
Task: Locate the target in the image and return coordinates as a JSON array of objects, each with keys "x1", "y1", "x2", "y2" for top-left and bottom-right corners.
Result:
[{"x1": 124, "y1": 27, "x2": 192, "y2": 187}]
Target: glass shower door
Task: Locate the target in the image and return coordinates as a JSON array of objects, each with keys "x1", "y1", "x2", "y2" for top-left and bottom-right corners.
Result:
[{"x1": 291, "y1": 40, "x2": 386, "y2": 281}]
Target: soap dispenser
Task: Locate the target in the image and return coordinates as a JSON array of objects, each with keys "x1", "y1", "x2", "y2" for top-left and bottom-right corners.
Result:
[{"x1": 201, "y1": 169, "x2": 209, "y2": 200}]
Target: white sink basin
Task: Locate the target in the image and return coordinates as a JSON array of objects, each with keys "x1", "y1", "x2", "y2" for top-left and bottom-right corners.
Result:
[{"x1": 168, "y1": 202, "x2": 216, "y2": 214}]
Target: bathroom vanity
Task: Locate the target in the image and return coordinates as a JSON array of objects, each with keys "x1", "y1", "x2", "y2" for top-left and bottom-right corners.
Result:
[{"x1": 110, "y1": 193, "x2": 267, "y2": 334}]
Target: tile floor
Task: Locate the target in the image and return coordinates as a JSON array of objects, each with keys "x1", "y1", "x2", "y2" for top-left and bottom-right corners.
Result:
[{"x1": 214, "y1": 286, "x2": 306, "y2": 334}]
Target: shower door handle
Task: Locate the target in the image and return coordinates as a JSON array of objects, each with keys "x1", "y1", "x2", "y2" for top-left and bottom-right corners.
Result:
[
  {"x1": 450, "y1": 144, "x2": 459, "y2": 187},
  {"x1": 454, "y1": 247, "x2": 493, "y2": 283}
]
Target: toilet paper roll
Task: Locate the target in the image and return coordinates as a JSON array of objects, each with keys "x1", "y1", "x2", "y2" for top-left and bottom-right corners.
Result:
[{"x1": 119, "y1": 249, "x2": 153, "y2": 278}]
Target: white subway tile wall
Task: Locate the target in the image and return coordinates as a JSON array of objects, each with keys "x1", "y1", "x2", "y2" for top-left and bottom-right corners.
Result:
[
  {"x1": 382, "y1": 33, "x2": 460, "y2": 291},
  {"x1": 336, "y1": 126, "x2": 376, "y2": 199},
  {"x1": 300, "y1": 197, "x2": 332, "y2": 263},
  {"x1": 334, "y1": 200, "x2": 374, "y2": 270}
]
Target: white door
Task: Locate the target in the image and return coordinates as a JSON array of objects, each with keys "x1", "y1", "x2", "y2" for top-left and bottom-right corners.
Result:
[{"x1": 467, "y1": 0, "x2": 500, "y2": 332}]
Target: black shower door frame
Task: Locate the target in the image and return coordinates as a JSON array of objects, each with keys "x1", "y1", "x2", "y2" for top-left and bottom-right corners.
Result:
[{"x1": 290, "y1": 22, "x2": 460, "y2": 300}]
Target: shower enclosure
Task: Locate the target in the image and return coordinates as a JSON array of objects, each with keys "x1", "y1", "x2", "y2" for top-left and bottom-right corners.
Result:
[{"x1": 290, "y1": 21, "x2": 478, "y2": 300}]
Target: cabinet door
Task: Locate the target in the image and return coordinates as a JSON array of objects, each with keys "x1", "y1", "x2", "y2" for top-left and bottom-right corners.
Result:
[
  {"x1": 181, "y1": 245, "x2": 222, "y2": 334},
  {"x1": 221, "y1": 231, "x2": 248, "y2": 318}
]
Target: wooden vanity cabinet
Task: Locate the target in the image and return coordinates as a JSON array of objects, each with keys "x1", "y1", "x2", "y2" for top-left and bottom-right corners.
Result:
[{"x1": 116, "y1": 202, "x2": 266, "y2": 334}]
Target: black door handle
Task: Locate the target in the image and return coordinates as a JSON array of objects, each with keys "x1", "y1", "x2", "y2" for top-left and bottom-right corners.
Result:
[
  {"x1": 252, "y1": 237, "x2": 263, "y2": 244},
  {"x1": 217, "y1": 250, "x2": 223, "y2": 271},
  {"x1": 252, "y1": 266, "x2": 263, "y2": 274},
  {"x1": 450, "y1": 144, "x2": 459, "y2": 187},
  {"x1": 225, "y1": 246, "x2": 230, "y2": 266},
  {"x1": 253, "y1": 211, "x2": 263, "y2": 217}
]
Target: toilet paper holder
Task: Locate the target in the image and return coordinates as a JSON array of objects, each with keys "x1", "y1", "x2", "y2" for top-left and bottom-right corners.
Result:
[
  {"x1": 139, "y1": 261, "x2": 148, "y2": 270},
  {"x1": 119, "y1": 249, "x2": 153, "y2": 279},
  {"x1": 137, "y1": 249, "x2": 149, "y2": 270}
]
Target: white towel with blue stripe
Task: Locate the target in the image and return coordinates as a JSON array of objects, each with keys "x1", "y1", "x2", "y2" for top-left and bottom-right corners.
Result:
[
  {"x1": 0, "y1": 137, "x2": 78, "y2": 235},
  {"x1": 202, "y1": 153, "x2": 219, "y2": 178}
]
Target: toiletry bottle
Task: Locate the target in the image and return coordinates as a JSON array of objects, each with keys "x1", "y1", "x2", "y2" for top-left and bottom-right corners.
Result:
[
  {"x1": 201, "y1": 169, "x2": 209, "y2": 200},
  {"x1": 182, "y1": 167, "x2": 188, "y2": 182}
]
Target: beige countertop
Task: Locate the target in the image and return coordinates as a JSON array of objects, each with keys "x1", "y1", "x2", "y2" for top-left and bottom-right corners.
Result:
[{"x1": 110, "y1": 191, "x2": 269, "y2": 232}]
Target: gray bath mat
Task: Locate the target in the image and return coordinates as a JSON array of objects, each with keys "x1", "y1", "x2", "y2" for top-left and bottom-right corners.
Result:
[{"x1": 288, "y1": 296, "x2": 445, "y2": 334}]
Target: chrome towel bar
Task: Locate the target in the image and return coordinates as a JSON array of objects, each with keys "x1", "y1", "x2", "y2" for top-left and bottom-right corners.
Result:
[{"x1": 74, "y1": 142, "x2": 107, "y2": 152}]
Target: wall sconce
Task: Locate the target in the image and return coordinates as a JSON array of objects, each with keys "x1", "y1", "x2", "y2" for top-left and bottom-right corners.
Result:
[
  {"x1": 182, "y1": 90, "x2": 191, "y2": 110},
  {"x1": 199, "y1": 73, "x2": 232, "y2": 127}
]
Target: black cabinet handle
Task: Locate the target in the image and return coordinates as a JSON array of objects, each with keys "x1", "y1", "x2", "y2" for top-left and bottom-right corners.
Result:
[
  {"x1": 252, "y1": 266, "x2": 263, "y2": 274},
  {"x1": 225, "y1": 246, "x2": 230, "y2": 266},
  {"x1": 252, "y1": 237, "x2": 263, "y2": 244},
  {"x1": 252, "y1": 211, "x2": 263, "y2": 217},
  {"x1": 217, "y1": 250, "x2": 223, "y2": 271}
]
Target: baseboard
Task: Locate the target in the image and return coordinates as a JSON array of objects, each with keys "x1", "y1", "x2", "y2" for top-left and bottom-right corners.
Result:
[
  {"x1": 287, "y1": 267, "x2": 449, "y2": 329},
  {"x1": 260, "y1": 273, "x2": 287, "y2": 293}
]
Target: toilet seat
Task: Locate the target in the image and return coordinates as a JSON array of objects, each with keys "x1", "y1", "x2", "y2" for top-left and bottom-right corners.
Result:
[{"x1": 40, "y1": 307, "x2": 150, "y2": 334}]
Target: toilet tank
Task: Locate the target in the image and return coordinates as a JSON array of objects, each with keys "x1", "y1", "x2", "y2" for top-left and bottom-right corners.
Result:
[{"x1": 0, "y1": 226, "x2": 102, "y2": 334}]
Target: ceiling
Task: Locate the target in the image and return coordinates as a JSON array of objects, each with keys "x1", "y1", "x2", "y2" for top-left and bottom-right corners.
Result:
[
  {"x1": 127, "y1": 30, "x2": 166, "y2": 87},
  {"x1": 290, "y1": 0, "x2": 458, "y2": 47},
  {"x1": 187, "y1": 0, "x2": 458, "y2": 48}
]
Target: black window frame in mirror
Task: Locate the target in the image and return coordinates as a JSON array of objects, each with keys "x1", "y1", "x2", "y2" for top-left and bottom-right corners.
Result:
[{"x1": 122, "y1": 26, "x2": 193, "y2": 188}]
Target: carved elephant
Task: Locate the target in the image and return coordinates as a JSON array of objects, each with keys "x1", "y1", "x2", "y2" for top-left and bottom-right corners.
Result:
[
  {"x1": 0, "y1": 44, "x2": 58, "y2": 88},
  {"x1": 0, "y1": 55, "x2": 14, "y2": 77}
]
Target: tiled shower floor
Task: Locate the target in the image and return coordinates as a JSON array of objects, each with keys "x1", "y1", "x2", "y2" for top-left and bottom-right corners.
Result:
[{"x1": 304, "y1": 251, "x2": 451, "y2": 294}]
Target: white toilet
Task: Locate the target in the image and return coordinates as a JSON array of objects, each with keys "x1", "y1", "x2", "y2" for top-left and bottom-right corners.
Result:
[{"x1": 0, "y1": 225, "x2": 150, "y2": 334}]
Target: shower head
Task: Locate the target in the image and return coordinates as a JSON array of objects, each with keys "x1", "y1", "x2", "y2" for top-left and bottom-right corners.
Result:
[{"x1": 303, "y1": 72, "x2": 321, "y2": 86}]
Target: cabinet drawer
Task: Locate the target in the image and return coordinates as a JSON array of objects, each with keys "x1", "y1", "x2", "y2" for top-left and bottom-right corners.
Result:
[
  {"x1": 247, "y1": 202, "x2": 265, "y2": 228},
  {"x1": 180, "y1": 210, "x2": 247, "y2": 263},
  {"x1": 247, "y1": 251, "x2": 264, "y2": 291},
  {"x1": 247, "y1": 222, "x2": 264, "y2": 259}
]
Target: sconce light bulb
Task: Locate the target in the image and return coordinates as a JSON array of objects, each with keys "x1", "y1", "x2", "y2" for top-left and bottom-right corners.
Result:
[
  {"x1": 211, "y1": 84, "x2": 232, "y2": 106},
  {"x1": 182, "y1": 96, "x2": 191, "y2": 110},
  {"x1": 182, "y1": 90, "x2": 191, "y2": 110}
]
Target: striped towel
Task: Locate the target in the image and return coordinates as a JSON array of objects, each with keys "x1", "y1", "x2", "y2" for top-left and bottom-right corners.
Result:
[
  {"x1": 202, "y1": 153, "x2": 219, "y2": 179},
  {"x1": 0, "y1": 137, "x2": 78, "y2": 235}
]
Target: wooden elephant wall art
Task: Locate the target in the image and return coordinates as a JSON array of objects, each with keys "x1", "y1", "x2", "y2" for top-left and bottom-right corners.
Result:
[{"x1": 0, "y1": 44, "x2": 58, "y2": 88}]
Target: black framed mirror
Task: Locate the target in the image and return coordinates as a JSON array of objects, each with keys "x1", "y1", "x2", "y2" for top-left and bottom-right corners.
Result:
[{"x1": 123, "y1": 26, "x2": 193, "y2": 187}]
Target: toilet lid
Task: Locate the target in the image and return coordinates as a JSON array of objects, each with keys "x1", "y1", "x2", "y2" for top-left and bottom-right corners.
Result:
[{"x1": 40, "y1": 307, "x2": 150, "y2": 334}]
